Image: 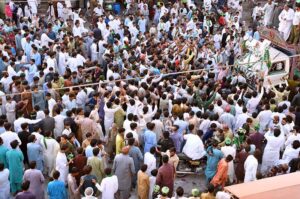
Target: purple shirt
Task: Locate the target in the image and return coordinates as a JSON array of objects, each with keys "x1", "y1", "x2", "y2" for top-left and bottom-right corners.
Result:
[
  {"x1": 249, "y1": 132, "x2": 264, "y2": 151},
  {"x1": 170, "y1": 132, "x2": 183, "y2": 153}
]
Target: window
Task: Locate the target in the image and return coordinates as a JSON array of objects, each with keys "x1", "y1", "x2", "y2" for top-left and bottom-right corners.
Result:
[{"x1": 268, "y1": 61, "x2": 286, "y2": 75}]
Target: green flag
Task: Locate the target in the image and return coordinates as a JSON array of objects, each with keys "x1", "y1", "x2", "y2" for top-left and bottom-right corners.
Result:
[{"x1": 263, "y1": 49, "x2": 272, "y2": 68}]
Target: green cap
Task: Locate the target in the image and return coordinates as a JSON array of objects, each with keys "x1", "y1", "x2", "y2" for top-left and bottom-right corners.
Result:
[
  {"x1": 154, "y1": 185, "x2": 160, "y2": 193},
  {"x1": 225, "y1": 137, "x2": 232, "y2": 145},
  {"x1": 237, "y1": 128, "x2": 246, "y2": 134},
  {"x1": 161, "y1": 186, "x2": 169, "y2": 194},
  {"x1": 192, "y1": 188, "x2": 200, "y2": 197},
  {"x1": 254, "y1": 123, "x2": 260, "y2": 131}
]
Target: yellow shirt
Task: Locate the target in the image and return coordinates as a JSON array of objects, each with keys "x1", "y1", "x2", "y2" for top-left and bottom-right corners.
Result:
[
  {"x1": 201, "y1": 192, "x2": 215, "y2": 199},
  {"x1": 115, "y1": 134, "x2": 125, "y2": 155}
]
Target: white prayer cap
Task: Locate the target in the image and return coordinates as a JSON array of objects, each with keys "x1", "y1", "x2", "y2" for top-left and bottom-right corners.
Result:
[
  {"x1": 123, "y1": 37, "x2": 129, "y2": 42},
  {"x1": 84, "y1": 187, "x2": 94, "y2": 196},
  {"x1": 243, "y1": 35, "x2": 249, "y2": 41},
  {"x1": 109, "y1": 15, "x2": 114, "y2": 20},
  {"x1": 106, "y1": 86, "x2": 113, "y2": 92},
  {"x1": 216, "y1": 191, "x2": 231, "y2": 199}
]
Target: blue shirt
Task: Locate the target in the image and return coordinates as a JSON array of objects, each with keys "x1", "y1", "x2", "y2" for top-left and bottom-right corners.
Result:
[
  {"x1": 174, "y1": 119, "x2": 189, "y2": 135},
  {"x1": 47, "y1": 31, "x2": 56, "y2": 40},
  {"x1": 85, "y1": 146, "x2": 94, "y2": 158},
  {"x1": 253, "y1": 31, "x2": 260, "y2": 41},
  {"x1": 47, "y1": 180, "x2": 67, "y2": 199},
  {"x1": 144, "y1": 130, "x2": 157, "y2": 153},
  {"x1": 202, "y1": 129, "x2": 214, "y2": 144},
  {"x1": 0, "y1": 126, "x2": 5, "y2": 134},
  {"x1": 32, "y1": 53, "x2": 41, "y2": 66},
  {"x1": 170, "y1": 132, "x2": 183, "y2": 153}
]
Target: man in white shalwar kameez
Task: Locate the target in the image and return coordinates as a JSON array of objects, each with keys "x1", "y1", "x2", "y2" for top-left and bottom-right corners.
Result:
[
  {"x1": 46, "y1": 94, "x2": 57, "y2": 117},
  {"x1": 55, "y1": 145, "x2": 69, "y2": 184},
  {"x1": 285, "y1": 127, "x2": 300, "y2": 148},
  {"x1": 104, "y1": 103, "x2": 121, "y2": 135},
  {"x1": 5, "y1": 97, "x2": 16, "y2": 124},
  {"x1": 28, "y1": 0, "x2": 38, "y2": 16},
  {"x1": 261, "y1": 129, "x2": 284, "y2": 173},
  {"x1": 244, "y1": 153, "x2": 258, "y2": 183},
  {"x1": 138, "y1": 16, "x2": 147, "y2": 34},
  {"x1": 278, "y1": 4, "x2": 295, "y2": 41},
  {"x1": 279, "y1": 141, "x2": 300, "y2": 164},
  {"x1": 263, "y1": 0, "x2": 275, "y2": 26},
  {"x1": 0, "y1": 124, "x2": 22, "y2": 149},
  {"x1": 57, "y1": 1, "x2": 64, "y2": 19},
  {"x1": 234, "y1": 108, "x2": 249, "y2": 132},
  {"x1": 159, "y1": 4, "x2": 168, "y2": 20},
  {"x1": 90, "y1": 40, "x2": 99, "y2": 62},
  {"x1": 53, "y1": 111, "x2": 66, "y2": 138},
  {"x1": 47, "y1": 3, "x2": 56, "y2": 20},
  {"x1": 257, "y1": 105, "x2": 273, "y2": 133},
  {"x1": 58, "y1": 48, "x2": 67, "y2": 76},
  {"x1": 221, "y1": 138, "x2": 236, "y2": 183},
  {"x1": 203, "y1": 0, "x2": 212, "y2": 11},
  {"x1": 65, "y1": 0, "x2": 72, "y2": 10},
  {"x1": 41, "y1": 131, "x2": 60, "y2": 176},
  {"x1": 227, "y1": 0, "x2": 239, "y2": 10},
  {"x1": 93, "y1": 168, "x2": 118, "y2": 199}
]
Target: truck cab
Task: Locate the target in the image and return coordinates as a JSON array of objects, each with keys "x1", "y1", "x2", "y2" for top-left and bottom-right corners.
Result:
[{"x1": 236, "y1": 38, "x2": 290, "y2": 88}]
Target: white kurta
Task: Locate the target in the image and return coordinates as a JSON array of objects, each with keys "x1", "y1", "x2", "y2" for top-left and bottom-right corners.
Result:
[
  {"x1": 41, "y1": 33, "x2": 54, "y2": 48},
  {"x1": 285, "y1": 134, "x2": 300, "y2": 148},
  {"x1": 54, "y1": 114, "x2": 66, "y2": 138},
  {"x1": 14, "y1": 117, "x2": 41, "y2": 133},
  {"x1": 221, "y1": 146, "x2": 236, "y2": 183},
  {"x1": 263, "y1": 2, "x2": 275, "y2": 26},
  {"x1": 204, "y1": 0, "x2": 212, "y2": 10},
  {"x1": 57, "y1": 2, "x2": 64, "y2": 18},
  {"x1": 261, "y1": 132, "x2": 283, "y2": 173},
  {"x1": 280, "y1": 146, "x2": 300, "y2": 164},
  {"x1": 182, "y1": 134, "x2": 205, "y2": 160},
  {"x1": 28, "y1": 0, "x2": 38, "y2": 14},
  {"x1": 65, "y1": 0, "x2": 71, "y2": 8},
  {"x1": 95, "y1": 175, "x2": 118, "y2": 198},
  {"x1": 0, "y1": 131, "x2": 22, "y2": 149},
  {"x1": 55, "y1": 152, "x2": 69, "y2": 183},
  {"x1": 0, "y1": 169, "x2": 10, "y2": 199},
  {"x1": 257, "y1": 110, "x2": 272, "y2": 133},
  {"x1": 278, "y1": 9, "x2": 295, "y2": 41},
  {"x1": 138, "y1": 19, "x2": 147, "y2": 33},
  {"x1": 48, "y1": 98, "x2": 57, "y2": 117},
  {"x1": 41, "y1": 138, "x2": 59, "y2": 176},
  {"x1": 90, "y1": 43, "x2": 98, "y2": 62},
  {"x1": 66, "y1": 57, "x2": 78, "y2": 72},
  {"x1": 103, "y1": 105, "x2": 120, "y2": 134},
  {"x1": 244, "y1": 155, "x2": 258, "y2": 183},
  {"x1": 234, "y1": 113, "x2": 249, "y2": 131},
  {"x1": 144, "y1": 152, "x2": 156, "y2": 176},
  {"x1": 5, "y1": 101, "x2": 16, "y2": 124},
  {"x1": 58, "y1": 52, "x2": 67, "y2": 76}
]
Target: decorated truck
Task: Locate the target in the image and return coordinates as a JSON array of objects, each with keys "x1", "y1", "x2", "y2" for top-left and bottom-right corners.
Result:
[{"x1": 235, "y1": 27, "x2": 300, "y2": 88}]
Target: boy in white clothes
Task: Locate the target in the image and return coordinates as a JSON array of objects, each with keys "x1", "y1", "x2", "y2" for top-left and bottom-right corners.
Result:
[
  {"x1": 62, "y1": 122, "x2": 72, "y2": 136},
  {"x1": 149, "y1": 169, "x2": 157, "y2": 199}
]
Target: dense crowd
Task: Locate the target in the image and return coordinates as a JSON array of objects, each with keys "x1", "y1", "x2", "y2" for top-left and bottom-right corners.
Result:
[{"x1": 0, "y1": 0, "x2": 300, "y2": 199}]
